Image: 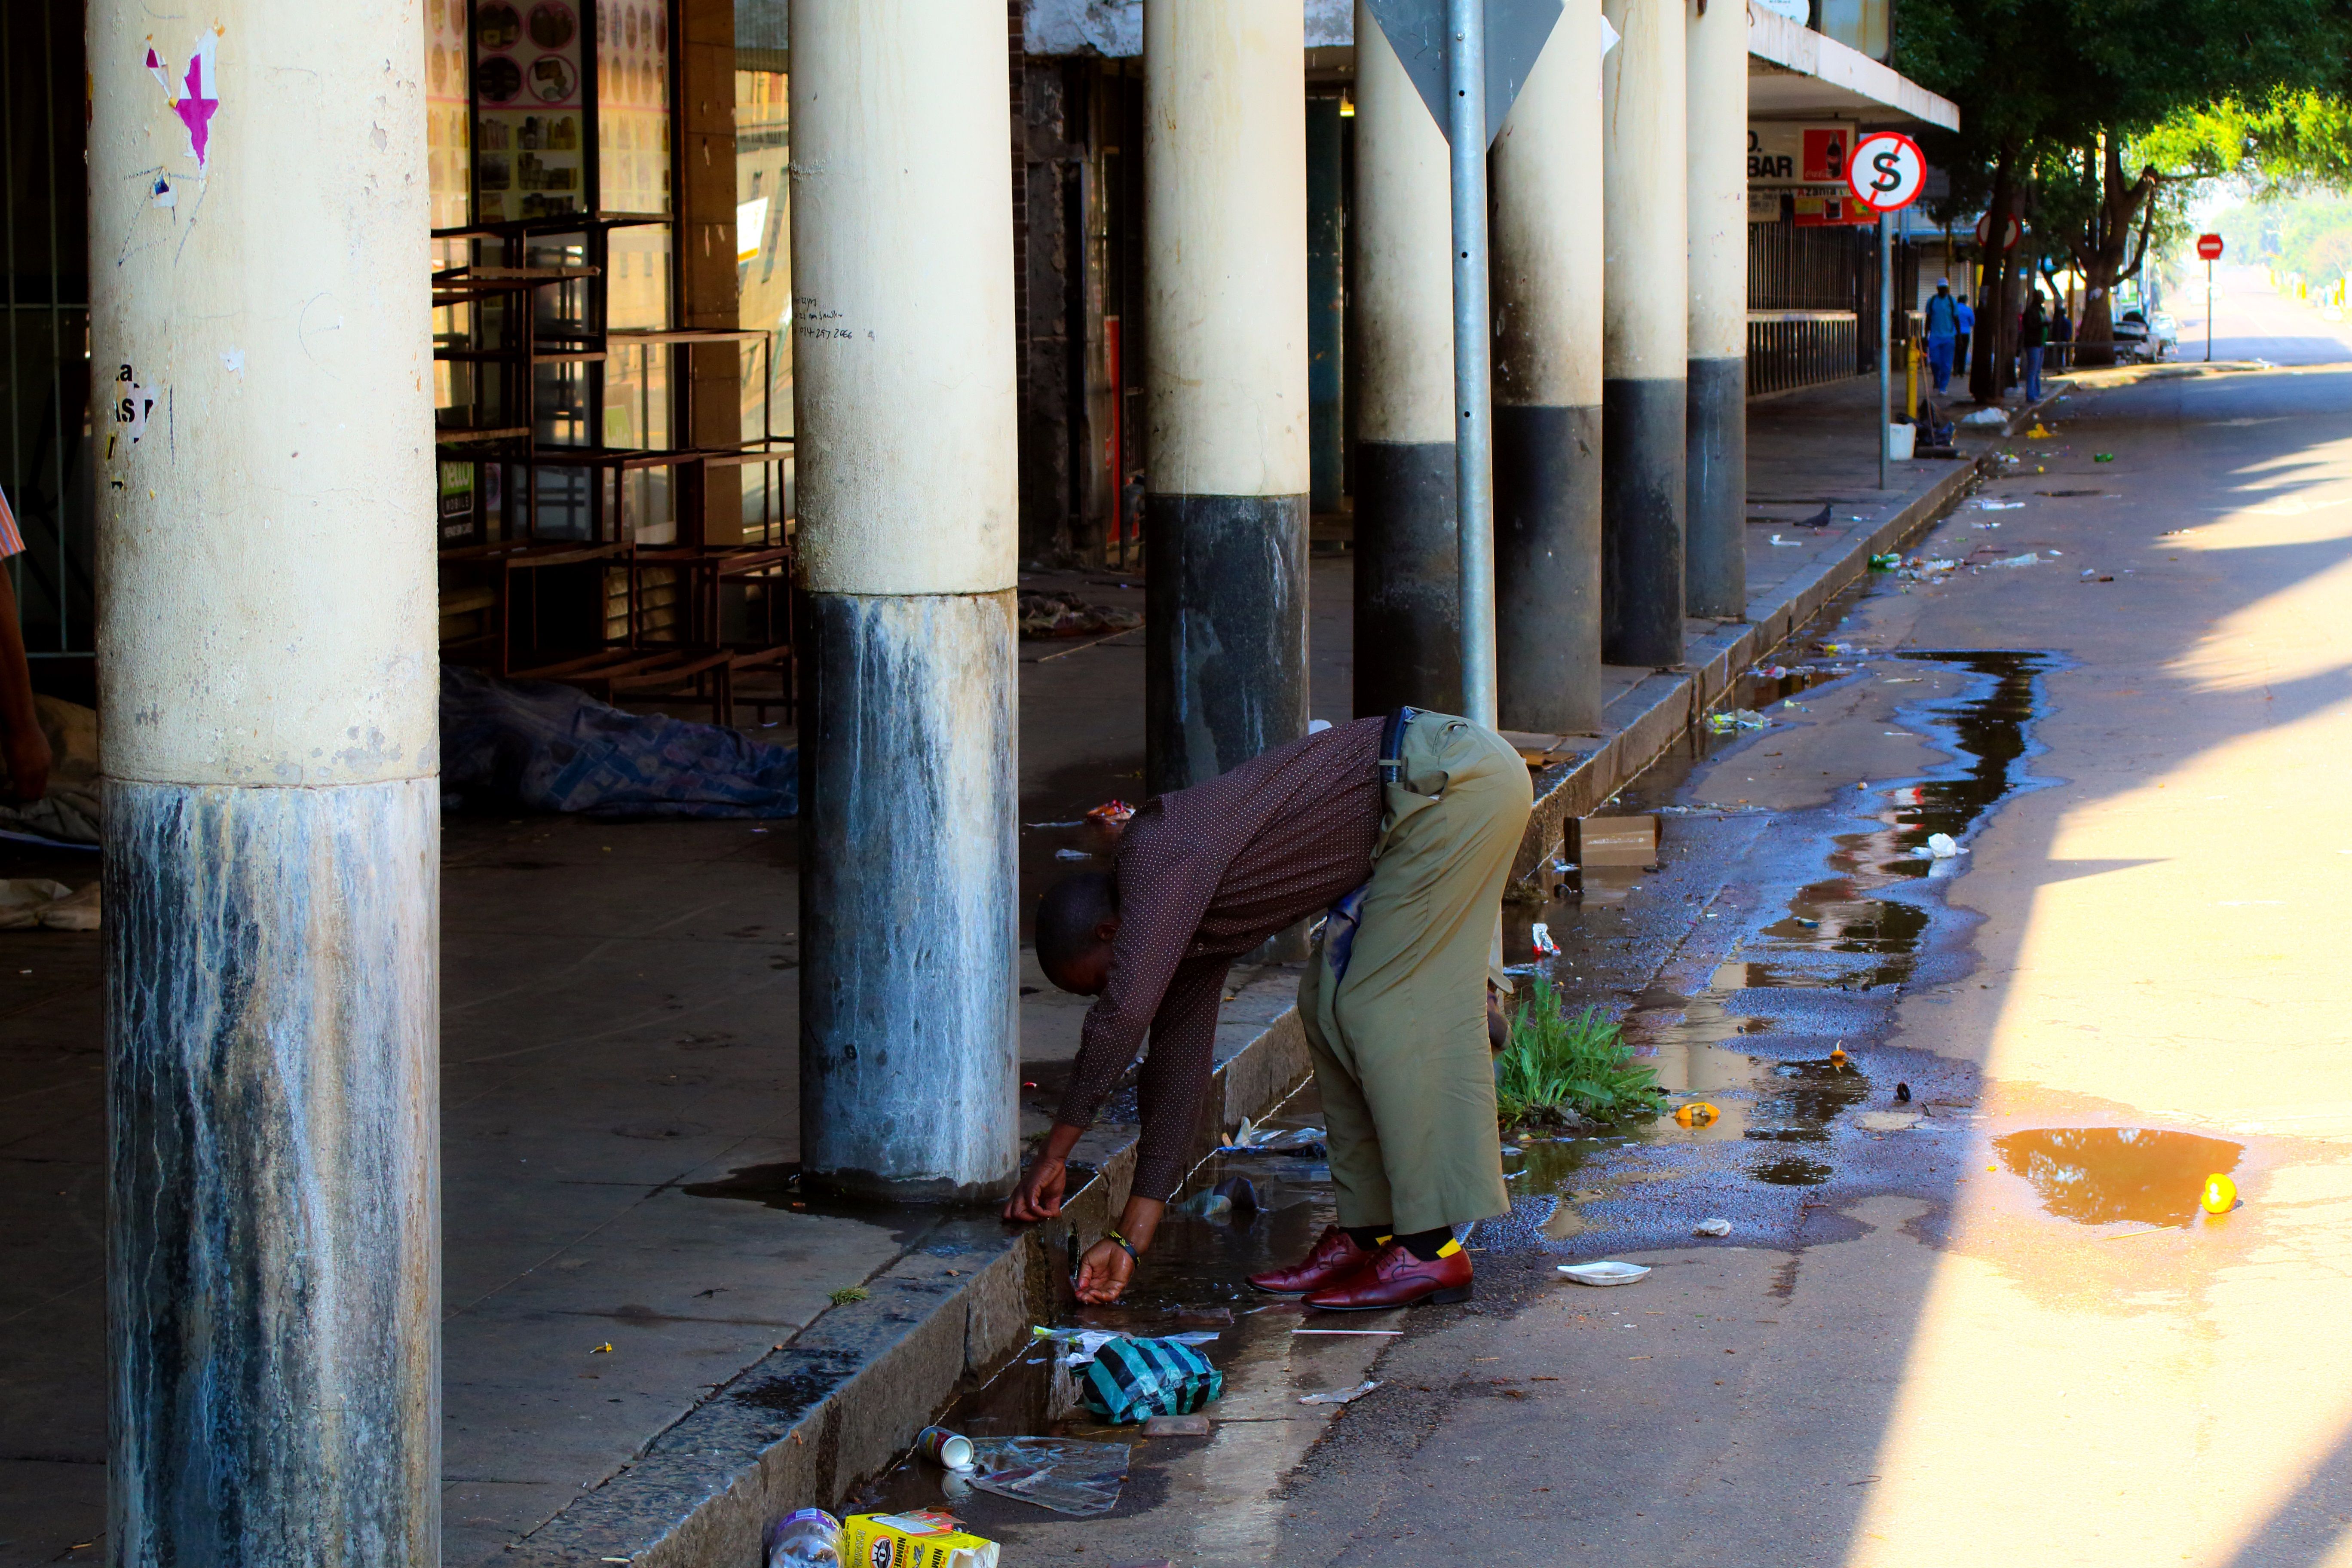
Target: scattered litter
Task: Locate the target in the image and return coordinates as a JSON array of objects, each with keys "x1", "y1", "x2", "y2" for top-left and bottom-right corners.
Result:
[
  {"x1": 1795, "y1": 917, "x2": 1820, "y2": 928},
  {"x1": 2201, "y1": 1173, "x2": 2239, "y2": 1215},
  {"x1": 1869, "y1": 551, "x2": 1902, "y2": 570},
  {"x1": 2026, "y1": 423, "x2": 2053, "y2": 438},
  {"x1": 1694, "y1": 1218, "x2": 1734, "y2": 1237},
  {"x1": 1222, "y1": 1119, "x2": 1327, "y2": 1155},
  {"x1": 1704, "y1": 709, "x2": 1769, "y2": 734},
  {"x1": 1078, "y1": 1338, "x2": 1223, "y2": 1425},
  {"x1": 0, "y1": 878, "x2": 74, "y2": 931},
  {"x1": 1987, "y1": 552, "x2": 2040, "y2": 568},
  {"x1": 764, "y1": 1508, "x2": 844, "y2": 1568},
  {"x1": 1819, "y1": 642, "x2": 1867, "y2": 655},
  {"x1": 1054, "y1": 848, "x2": 1092, "y2": 861},
  {"x1": 1962, "y1": 406, "x2": 2007, "y2": 426},
  {"x1": 1174, "y1": 1189, "x2": 1234, "y2": 1219},
  {"x1": 1673, "y1": 1102, "x2": 1719, "y2": 1128},
  {"x1": 1530, "y1": 921, "x2": 1560, "y2": 956},
  {"x1": 1213, "y1": 1175, "x2": 1261, "y2": 1213},
  {"x1": 1895, "y1": 1082, "x2": 1911, "y2": 1102},
  {"x1": 1830, "y1": 1045, "x2": 1849, "y2": 1069},
  {"x1": 1971, "y1": 499, "x2": 2025, "y2": 511},
  {"x1": 1769, "y1": 534, "x2": 1805, "y2": 547},
  {"x1": 1298, "y1": 1380, "x2": 1383, "y2": 1406},
  {"x1": 2094, "y1": 453, "x2": 2115, "y2": 462},
  {"x1": 917, "y1": 1426, "x2": 976, "y2": 1470},
  {"x1": 1142, "y1": 1414, "x2": 1211, "y2": 1436},
  {"x1": 1032, "y1": 1326, "x2": 1127, "y2": 1366},
  {"x1": 844, "y1": 1507, "x2": 1004, "y2": 1562},
  {"x1": 590, "y1": 1343, "x2": 613, "y2": 1355},
  {"x1": 1557, "y1": 1261, "x2": 1652, "y2": 1287},
  {"x1": 1018, "y1": 590, "x2": 1143, "y2": 639},
  {"x1": 1913, "y1": 832, "x2": 1961, "y2": 859},
  {"x1": 1086, "y1": 799, "x2": 1136, "y2": 827}
]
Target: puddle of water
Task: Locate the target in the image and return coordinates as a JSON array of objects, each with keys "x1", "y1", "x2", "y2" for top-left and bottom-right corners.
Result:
[
  {"x1": 1503, "y1": 642, "x2": 2051, "y2": 1216},
  {"x1": 1995, "y1": 1127, "x2": 2245, "y2": 1228}
]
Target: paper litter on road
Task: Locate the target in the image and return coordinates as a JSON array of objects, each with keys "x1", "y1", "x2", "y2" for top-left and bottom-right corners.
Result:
[
  {"x1": 1298, "y1": 1381, "x2": 1382, "y2": 1406},
  {"x1": 1987, "y1": 551, "x2": 2040, "y2": 568},
  {"x1": 1694, "y1": 1218, "x2": 1733, "y2": 1237}
]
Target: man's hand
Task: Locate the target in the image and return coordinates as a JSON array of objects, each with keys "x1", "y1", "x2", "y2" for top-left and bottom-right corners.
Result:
[
  {"x1": 1075, "y1": 1238, "x2": 1135, "y2": 1304},
  {"x1": 2, "y1": 722, "x2": 49, "y2": 805},
  {"x1": 1003, "y1": 1153, "x2": 1069, "y2": 1222}
]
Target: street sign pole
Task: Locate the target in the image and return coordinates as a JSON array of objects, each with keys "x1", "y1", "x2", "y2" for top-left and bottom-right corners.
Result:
[
  {"x1": 1447, "y1": 0, "x2": 1497, "y2": 729},
  {"x1": 1878, "y1": 210, "x2": 1892, "y2": 490},
  {"x1": 2206, "y1": 258, "x2": 2214, "y2": 363}
]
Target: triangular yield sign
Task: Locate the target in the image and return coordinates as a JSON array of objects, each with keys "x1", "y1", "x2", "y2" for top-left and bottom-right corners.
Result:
[{"x1": 1365, "y1": 0, "x2": 1568, "y2": 147}]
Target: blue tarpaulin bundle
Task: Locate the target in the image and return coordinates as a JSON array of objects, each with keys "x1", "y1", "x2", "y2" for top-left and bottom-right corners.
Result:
[
  {"x1": 440, "y1": 664, "x2": 798, "y2": 819},
  {"x1": 1079, "y1": 1337, "x2": 1223, "y2": 1425}
]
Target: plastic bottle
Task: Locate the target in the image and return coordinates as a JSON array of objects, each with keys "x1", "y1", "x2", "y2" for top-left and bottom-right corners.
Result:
[{"x1": 765, "y1": 1508, "x2": 842, "y2": 1568}]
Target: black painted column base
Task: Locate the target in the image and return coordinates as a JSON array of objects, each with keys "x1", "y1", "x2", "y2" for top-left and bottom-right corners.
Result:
[
  {"x1": 798, "y1": 589, "x2": 1020, "y2": 1202},
  {"x1": 1601, "y1": 377, "x2": 1688, "y2": 668},
  {"x1": 1685, "y1": 356, "x2": 1747, "y2": 619},
  {"x1": 108, "y1": 776, "x2": 440, "y2": 1565},
  {"x1": 1144, "y1": 493, "x2": 1310, "y2": 794},
  {"x1": 1351, "y1": 441, "x2": 1460, "y2": 719},
  {"x1": 1495, "y1": 403, "x2": 1602, "y2": 733}
]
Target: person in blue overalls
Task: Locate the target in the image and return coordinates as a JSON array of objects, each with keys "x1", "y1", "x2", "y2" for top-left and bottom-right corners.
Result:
[{"x1": 1923, "y1": 279, "x2": 1961, "y2": 395}]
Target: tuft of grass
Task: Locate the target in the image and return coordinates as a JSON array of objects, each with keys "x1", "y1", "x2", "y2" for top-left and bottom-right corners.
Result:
[
  {"x1": 1495, "y1": 980, "x2": 1662, "y2": 1130},
  {"x1": 828, "y1": 1286, "x2": 870, "y2": 1307}
]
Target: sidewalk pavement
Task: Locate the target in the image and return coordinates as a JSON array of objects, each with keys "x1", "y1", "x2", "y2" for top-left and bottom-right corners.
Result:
[{"x1": 0, "y1": 374, "x2": 2033, "y2": 1568}]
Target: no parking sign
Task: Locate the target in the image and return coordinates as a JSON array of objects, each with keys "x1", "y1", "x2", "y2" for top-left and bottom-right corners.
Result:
[{"x1": 1847, "y1": 131, "x2": 1926, "y2": 214}]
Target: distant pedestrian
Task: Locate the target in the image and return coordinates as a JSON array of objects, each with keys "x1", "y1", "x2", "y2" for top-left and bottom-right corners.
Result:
[
  {"x1": 2052, "y1": 298, "x2": 2073, "y2": 369},
  {"x1": 1923, "y1": 279, "x2": 1960, "y2": 393},
  {"x1": 2021, "y1": 290, "x2": 2048, "y2": 401},
  {"x1": 1954, "y1": 292, "x2": 1975, "y2": 382}
]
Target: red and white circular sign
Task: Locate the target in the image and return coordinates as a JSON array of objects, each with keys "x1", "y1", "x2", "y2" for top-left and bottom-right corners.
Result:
[
  {"x1": 1847, "y1": 131, "x2": 1926, "y2": 214},
  {"x1": 2196, "y1": 233, "x2": 2225, "y2": 261}
]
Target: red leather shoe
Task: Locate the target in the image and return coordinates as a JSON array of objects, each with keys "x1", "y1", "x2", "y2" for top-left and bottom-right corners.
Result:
[
  {"x1": 1303, "y1": 1242, "x2": 1473, "y2": 1311},
  {"x1": 1247, "y1": 1225, "x2": 1376, "y2": 1295}
]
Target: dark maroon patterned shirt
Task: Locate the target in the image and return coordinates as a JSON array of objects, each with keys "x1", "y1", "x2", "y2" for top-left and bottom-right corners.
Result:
[{"x1": 1054, "y1": 716, "x2": 1386, "y2": 1201}]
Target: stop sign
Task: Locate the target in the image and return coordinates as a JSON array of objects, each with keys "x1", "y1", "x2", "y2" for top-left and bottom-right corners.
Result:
[{"x1": 2197, "y1": 233, "x2": 2225, "y2": 261}]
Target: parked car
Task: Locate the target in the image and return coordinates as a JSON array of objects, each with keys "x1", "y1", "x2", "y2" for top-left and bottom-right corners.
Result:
[{"x1": 2112, "y1": 309, "x2": 2178, "y2": 361}]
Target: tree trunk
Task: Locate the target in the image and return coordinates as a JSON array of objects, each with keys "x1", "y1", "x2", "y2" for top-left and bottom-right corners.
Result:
[
  {"x1": 1967, "y1": 149, "x2": 2018, "y2": 404},
  {"x1": 2070, "y1": 138, "x2": 2160, "y2": 368},
  {"x1": 1966, "y1": 149, "x2": 2022, "y2": 404}
]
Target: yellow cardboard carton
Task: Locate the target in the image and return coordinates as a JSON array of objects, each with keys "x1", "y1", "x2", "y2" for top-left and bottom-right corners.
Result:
[{"x1": 838, "y1": 1510, "x2": 1001, "y2": 1568}]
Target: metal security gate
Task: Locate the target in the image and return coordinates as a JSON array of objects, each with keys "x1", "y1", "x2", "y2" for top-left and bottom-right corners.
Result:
[{"x1": 3, "y1": 0, "x2": 93, "y2": 677}]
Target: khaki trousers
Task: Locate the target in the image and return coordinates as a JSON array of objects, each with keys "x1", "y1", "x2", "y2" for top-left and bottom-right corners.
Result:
[{"x1": 1298, "y1": 713, "x2": 1532, "y2": 1235}]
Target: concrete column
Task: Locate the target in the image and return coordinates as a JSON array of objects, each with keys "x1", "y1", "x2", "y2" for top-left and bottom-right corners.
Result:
[
  {"x1": 90, "y1": 3, "x2": 440, "y2": 1561},
  {"x1": 792, "y1": 0, "x2": 1020, "y2": 1200},
  {"x1": 1307, "y1": 94, "x2": 1346, "y2": 517},
  {"x1": 1350, "y1": 0, "x2": 1458, "y2": 717},
  {"x1": 1600, "y1": 0, "x2": 1687, "y2": 667},
  {"x1": 1491, "y1": 0, "x2": 1605, "y2": 733},
  {"x1": 1144, "y1": 0, "x2": 1310, "y2": 791},
  {"x1": 1684, "y1": 0, "x2": 1747, "y2": 618}
]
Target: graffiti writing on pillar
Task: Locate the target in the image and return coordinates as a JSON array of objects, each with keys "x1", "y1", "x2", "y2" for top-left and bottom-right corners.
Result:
[
  {"x1": 794, "y1": 295, "x2": 861, "y2": 341},
  {"x1": 117, "y1": 364, "x2": 160, "y2": 442}
]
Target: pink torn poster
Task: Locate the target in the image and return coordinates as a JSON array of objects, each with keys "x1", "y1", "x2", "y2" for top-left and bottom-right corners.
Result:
[{"x1": 175, "y1": 34, "x2": 219, "y2": 168}]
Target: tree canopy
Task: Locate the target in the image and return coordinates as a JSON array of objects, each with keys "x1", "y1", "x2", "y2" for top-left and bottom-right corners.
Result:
[{"x1": 1891, "y1": 0, "x2": 2352, "y2": 380}]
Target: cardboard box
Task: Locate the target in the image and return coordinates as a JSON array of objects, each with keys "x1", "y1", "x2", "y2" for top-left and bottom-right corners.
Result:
[
  {"x1": 1570, "y1": 815, "x2": 1659, "y2": 867},
  {"x1": 839, "y1": 1510, "x2": 1000, "y2": 1568}
]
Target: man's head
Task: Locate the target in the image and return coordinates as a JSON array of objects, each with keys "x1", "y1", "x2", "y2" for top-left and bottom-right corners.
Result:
[
  {"x1": 1937, "y1": 279, "x2": 1951, "y2": 294},
  {"x1": 1036, "y1": 871, "x2": 1119, "y2": 995}
]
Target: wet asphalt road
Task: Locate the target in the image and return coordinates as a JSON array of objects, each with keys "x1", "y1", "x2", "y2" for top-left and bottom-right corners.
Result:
[{"x1": 869, "y1": 273, "x2": 2352, "y2": 1566}]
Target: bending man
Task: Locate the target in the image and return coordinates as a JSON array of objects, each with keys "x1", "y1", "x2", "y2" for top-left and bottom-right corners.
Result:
[{"x1": 1003, "y1": 708, "x2": 1533, "y2": 1310}]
